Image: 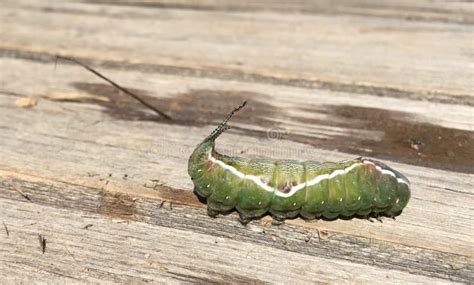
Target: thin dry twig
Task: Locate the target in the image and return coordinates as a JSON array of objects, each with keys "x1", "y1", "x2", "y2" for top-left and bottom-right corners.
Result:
[
  {"x1": 3, "y1": 222, "x2": 9, "y2": 237},
  {"x1": 9, "y1": 180, "x2": 31, "y2": 201},
  {"x1": 158, "y1": 201, "x2": 166, "y2": 209},
  {"x1": 56, "y1": 55, "x2": 172, "y2": 120},
  {"x1": 83, "y1": 224, "x2": 93, "y2": 230},
  {"x1": 63, "y1": 246, "x2": 79, "y2": 263},
  {"x1": 38, "y1": 234, "x2": 46, "y2": 254}
]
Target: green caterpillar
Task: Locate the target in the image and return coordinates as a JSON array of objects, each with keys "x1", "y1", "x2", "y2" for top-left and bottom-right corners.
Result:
[{"x1": 188, "y1": 101, "x2": 411, "y2": 224}]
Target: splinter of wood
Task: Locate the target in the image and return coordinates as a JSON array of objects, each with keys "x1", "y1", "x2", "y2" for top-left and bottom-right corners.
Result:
[
  {"x1": 56, "y1": 55, "x2": 172, "y2": 120},
  {"x1": 38, "y1": 234, "x2": 46, "y2": 254},
  {"x1": 3, "y1": 222, "x2": 9, "y2": 237},
  {"x1": 83, "y1": 224, "x2": 93, "y2": 230},
  {"x1": 9, "y1": 180, "x2": 31, "y2": 201}
]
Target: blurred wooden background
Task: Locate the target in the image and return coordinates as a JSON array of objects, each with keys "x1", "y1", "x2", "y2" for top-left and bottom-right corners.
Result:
[{"x1": 0, "y1": 0, "x2": 473, "y2": 283}]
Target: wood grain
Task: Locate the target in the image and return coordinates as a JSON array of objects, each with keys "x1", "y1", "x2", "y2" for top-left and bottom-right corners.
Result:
[
  {"x1": 86, "y1": 0, "x2": 474, "y2": 26},
  {"x1": 0, "y1": 177, "x2": 472, "y2": 283},
  {"x1": 0, "y1": 0, "x2": 473, "y2": 283},
  {"x1": 1, "y1": 56, "x2": 473, "y2": 283},
  {"x1": 1, "y1": 0, "x2": 473, "y2": 103}
]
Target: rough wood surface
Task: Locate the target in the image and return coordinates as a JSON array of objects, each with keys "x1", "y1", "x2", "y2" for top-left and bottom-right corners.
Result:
[{"x1": 0, "y1": 0, "x2": 473, "y2": 283}]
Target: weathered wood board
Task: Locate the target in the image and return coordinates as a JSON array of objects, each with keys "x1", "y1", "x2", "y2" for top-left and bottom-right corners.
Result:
[{"x1": 0, "y1": 0, "x2": 473, "y2": 283}]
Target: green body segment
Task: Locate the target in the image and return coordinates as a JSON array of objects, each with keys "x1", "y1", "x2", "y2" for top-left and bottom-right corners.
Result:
[{"x1": 188, "y1": 140, "x2": 411, "y2": 223}]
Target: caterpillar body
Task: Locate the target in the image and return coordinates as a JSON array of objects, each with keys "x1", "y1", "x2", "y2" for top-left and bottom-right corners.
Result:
[{"x1": 188, "y1": 102, "x2": 411, "y2": 223}]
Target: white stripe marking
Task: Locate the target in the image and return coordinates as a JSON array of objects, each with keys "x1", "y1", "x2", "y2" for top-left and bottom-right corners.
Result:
[
  {"x1": 208, "y1": 155, "x2": 409, "y2": 198},
  {"x1": 209, "y1": 156, "x2": 274, "y2": 192}
]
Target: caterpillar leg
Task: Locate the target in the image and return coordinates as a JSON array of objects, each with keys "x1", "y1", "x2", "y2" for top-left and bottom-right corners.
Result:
[
  {"x1": 238, "y1": 214, "x2": 252, "y2": 225},
  {"x1": 300, "y1": 212, "x2": 322, "y2": 221},
  {"x1": 366, "y1": 216, "x2": 375, "y2": 223},
  {"x1": 371, "y1": 212, "x2": 385, "y2": 223},
  {"x1": 364, "y1": 215, "x2": 383, "y2": 223},
  {"x1": 207, "y1": 207, "x2": 219, "y2": 218},
  {"x1": 271, "y1": 217, "x2": 285, "y2": 226}
]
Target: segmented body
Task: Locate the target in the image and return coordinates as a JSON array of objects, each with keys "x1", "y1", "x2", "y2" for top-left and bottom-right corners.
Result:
[{"x1": 188, "y1": 102, "x2": 411, "y2": 223}]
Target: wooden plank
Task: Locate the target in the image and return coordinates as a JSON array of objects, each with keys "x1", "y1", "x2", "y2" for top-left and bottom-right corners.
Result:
[
  {"x1": 1, "y1": 0, "x2": 473, "y2": 283},
  {"x1": 0, "y1": 177, "x2": 471, "y2": 283},
  {"x1": 1, "y1": 0, "x2": 473, "y2": 104},
  {"x1": 0, "y1": 58, "x2": 473, "y2": 259}
]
